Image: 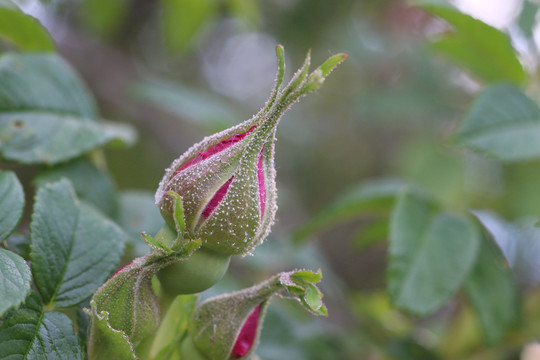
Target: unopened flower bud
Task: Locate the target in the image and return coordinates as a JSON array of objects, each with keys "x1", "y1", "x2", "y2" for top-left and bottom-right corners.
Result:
[
  {"x1": 155, "y1": 45, "x2": 347, "y2": 255},
  {"x1": 183, "y1": 269, "x2": 327, "y2": 360}
]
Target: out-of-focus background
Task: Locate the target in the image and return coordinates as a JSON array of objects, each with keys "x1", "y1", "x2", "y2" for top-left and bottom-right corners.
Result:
[{"x1": 10, "y1": 0, "x2": 540, "y2": 358}]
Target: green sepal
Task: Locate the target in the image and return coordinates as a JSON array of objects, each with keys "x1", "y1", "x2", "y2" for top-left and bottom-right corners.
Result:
[
  {"x1": 142, "y1": 232, "x2": 172, "y2": 253},
  {"x1": 189, "y1": 269, "x2": 326, "y2": 360},
  {"x1": 168, "y1": 191, "x2": 186, "y2": 237},
  {"x1": 149, "y1": 294, "x2": 199, "y2": 359},
  {"x1": 85, "y1": 301, "x2": 137, "y2": 360}
]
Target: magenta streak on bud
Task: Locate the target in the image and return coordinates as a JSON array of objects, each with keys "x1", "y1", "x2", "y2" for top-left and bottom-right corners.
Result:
[
  {"x1": 232, "y1": 304, "x2": 261, "y2": 358},
  {"x1": 201, "y1": 177, "x2": 234, "y2": 218},
  {"x1": 172, "y1": 126, "x2": 257, "y2": 177},
  {"x1": 257, "y1": 150, "x2": 266, "y2": 218}
]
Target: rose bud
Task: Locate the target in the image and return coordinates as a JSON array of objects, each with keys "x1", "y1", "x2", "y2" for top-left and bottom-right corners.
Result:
[
  {"x1": 155, "y1": 45, "x2": 347, "y2": 256},
  {"x1": 180, "y1": 269, "x2": 327, "y2": 360}
]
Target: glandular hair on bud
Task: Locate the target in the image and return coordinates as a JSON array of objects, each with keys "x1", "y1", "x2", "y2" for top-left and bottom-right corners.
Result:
[{"x1": 155, "y1": 45, "x2": 347, "y2": 256}]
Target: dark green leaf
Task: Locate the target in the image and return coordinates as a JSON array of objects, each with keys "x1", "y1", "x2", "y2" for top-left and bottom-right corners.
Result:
[
  {"x1": 455, "y1": 84, "x2": 540, "y2": 161},
  {"x1": 293, "y1": 178, "x2": 410, "y2": 242},
  {"x1": 387, "y1": 191, "x2": 480, "y2": 315},
  {"x1": 35, "y1": 157, "x2": 119, "y2": 218},
  {"x1": 0, "y1": 170, "x2": 24, "y2": 239},
  {"x1": 418, "y1": 3, "x2": 525, "y2": 84},
  {"x1": 465, "y1": 235, "x2": 520, "y2": 344},
  {"x1": 160, "y1": 0, "x2": 218, "y2": 53},
  {"x1": 0, "y1": 292, "x2": 84, "y2": 359},
  {"x1": 30, "y1": 179, "x2": 125, "y2": 307},
  {"x1": 0, "y1": 53, "x2": 97, "y2": 119},
  {"x1": 0, "y1": 249, "x2": 31, "y2": 316},
  {"x1": 0, "y1": 3, "x2": 54, "y2": 52}
]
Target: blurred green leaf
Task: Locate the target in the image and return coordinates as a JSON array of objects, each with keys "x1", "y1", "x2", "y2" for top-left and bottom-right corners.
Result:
[
  {"x1": 518, "y1": 0, "x2": 539, "y2": 38},
  {"x1": 0, "y1": 170, "x2": 24, "y2": 239},
  {"x1": 160, "y1": 0, "x2": 218, "y2": 53},
  {"x1": 388, "y1": 190, "x2": 480, "y2": 315},
  {"x1": 0, "y1": 53, "x2": 97, "y2": 119},
  {"x1": 118, "y1": 191, "x2": 164, "y2": 249},
  {"x1": 0, "y1": 53, "x2": 136, "y2": 164},
  {"x1": 80, "y1": 0, "x2": 129, "y2": 39},
  {"x1": 149, "y1": 294, "x2": 198, "y2": 359},
  {"x1": 30, "y1": 179, "x2": 125, "y2": 307},
  {"x1": 0, "y1": 249, "x2": 31, "y2": 316},
  {"x1": 385, "y1": 338, "x2": 440, "y2": 360},
  {"x1": 35, "y1": 157, "x2": 119, "y2": 218},
  {"x1": 228, "y1": 0, "x2": 260, "y2": 28},
  {"x1": 464, "y1": 234, "x2": 520, "y2": 344},
  {"x1": 293, "y1": 178, "x2": 410, "y2": 242},
  {"x1": 351, "y1": 217, "x2": 389, "y2": 251},
  {"x1": 418, "y1": 2, "x2": 526, "y2": 84},
  {"x1": 0, "y1": 113, "x2": 135, "y2": 164},
  {"x1": 0, "y1": 292, "x2": 84, "y2": 359},
  {"x1": 455, "y1": 84, "x2": 540, "y2": 161},
  {"x1": 0, "y1": 0, "x2": 55, "y2": 52},
  {"x1": 473, "y1": 211, "x2": 540, "y2": 286},
  {"x1": 133, "y1": 79, "x2": 241, "y2": 130}
]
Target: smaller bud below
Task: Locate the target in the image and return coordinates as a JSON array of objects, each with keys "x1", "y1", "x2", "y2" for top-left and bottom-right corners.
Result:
[{"x1": 231, "y1": 304, "x2": 262, "y2": 358}]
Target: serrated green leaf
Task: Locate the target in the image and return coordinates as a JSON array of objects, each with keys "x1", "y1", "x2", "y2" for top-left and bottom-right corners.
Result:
[
  {"x1": 293, "y1": 178, "x2": 410, "y2": 242},
  {"x1": 388, "y1": 191, "x2": 480, "y2": 315},
  {"x1": 86, "y1": 301, "x2": 137, "y2": 360},
  {"x1": 455, "y1": 84, "x2": 540, "y2": 161},
  {"x1": 35, "y1": 157, "x2": 119, "y2": 218},
  {"x1": 464, "y1": 235, "x2": 520, "y2": 344},
  {"x1": 30, "y1": 179, "x2": 125, "y2": 307},
  {"x1": 0, "y1": 292, "x2": 84, "y2": 359},
  {"x1": 149, "y1": 294, "x2": 198, "y2": 359},
  {"x1": 0, "y1": 249, "x2": 31, "y2": 316},
  {"x1": 303, "y1": 283, "x2": 324, "y2": 313},
  {"x1": 161, "y1": 0, "x2": 218, "y2": 53},
  {"x1": 418, "y1": 2, "x2": 525, "y2": 84},
  {"x1": 0, "y1": 170, "x2": 24, "y2": 239},
  {"x1": 0, "y1": 3, "x2": 55, "y2": 52}
]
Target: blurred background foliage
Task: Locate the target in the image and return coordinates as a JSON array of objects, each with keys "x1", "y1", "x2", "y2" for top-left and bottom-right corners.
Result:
[{"x1": 4, "y1": 0, "x2": 540, "y2": 359}]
